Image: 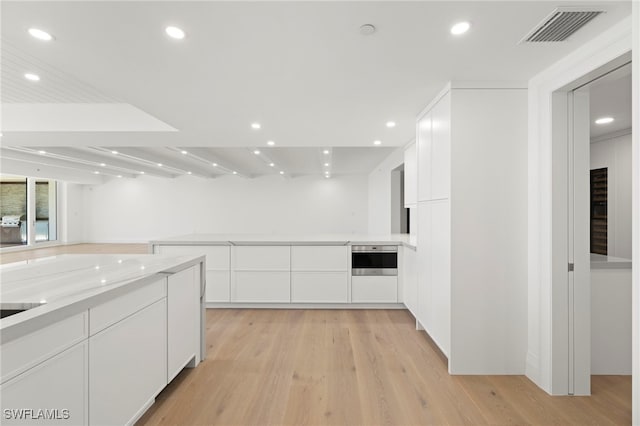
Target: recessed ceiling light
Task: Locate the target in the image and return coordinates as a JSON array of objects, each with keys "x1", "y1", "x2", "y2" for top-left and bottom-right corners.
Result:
[
  {"x1": 323, "y1": 150, "x2": 330, "y2": 155},
  {"x1": 373, "y1": 140, "x2": 382, "y2": 145},
  {"x1": 595, "y1": 117, "x2": 614, "y2": 125},
  {"x1": 181, "y1": 150, "x2": 188, "y2": 155},
  {"x1": 117, "y1": 175, "x2": 122, "y2": 178},
  {"x1": 139, "y1": 171, "x2": 145, "y2": 174},
  {"x1": 94, "y1": 171, "x2": 100, "y2": 174},
  {"x1": 359, "y1": 24, "x2": 376, "y2": 36},
  {"x1": 253, "y1": 150, "x2": 261, "y2": 155},
  {"x1": 267, "y1": 140, "x2": 275, "y2": 146},
  {"x1": 38, "y1": 150, "x2": 46, "y2": 155},
  {"x1": 451, "y1": 21, "x2": 471, "y2": 35},
  {"x1": 187, "y1": 171, "x2": 192, "y2": 175},
  {"x1": 100, "y1": 163, "x2": 106, "y2": 167},
  {"x1": 325, "y1": 175, "x2": 331, "y2": 179},
  {"x1": 212, "y1": 163, "x2": 218, "y2": 167},
  {"x1": 251, "y1": 123, "x2": 261, "y2": 130},
  {"x1": 279, "y1": 171, "x2": 285, "y2": 175},
  {"x1": 100, "y1": 279, "x2": 107, "y2": 284},
  {"x1": 24, "y1": 73, "x2": 40, "y2": 81},
  {"x1": 165, "y1": 26, "x2": 185, "y2": 40},
  {"x1": 111, "y1": 150, "x2": 118, "y2": 155},
  {"x1": 386, "y1": 121, "x2": 396, "y2": 128},
  {"x1": 232, "y1": 171, "x2": 237, "y2": 175},
  {"x1": 269, "y1": 163, "x2": 275, "y2": 167},
  {"x1": 28, "y1": 28, "x2": 53, "y2": 41},
  {"x1": 157, "y1": 163, "x2": 163, "y2": 167},
  {"x1": 324, "y1": 163, "x2": 330, "y2": 167}
]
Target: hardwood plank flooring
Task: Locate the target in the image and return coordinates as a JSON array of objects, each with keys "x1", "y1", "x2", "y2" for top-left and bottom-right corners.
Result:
[
  {"x1": 138, "y1": 309, "x2": 632, "y2": 426},
  {"x1": 1, "y1": 244, "x2": 631, "y2": 425}
]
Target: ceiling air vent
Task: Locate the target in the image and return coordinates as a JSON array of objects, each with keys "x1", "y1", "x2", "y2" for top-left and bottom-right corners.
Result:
[{"x1": 521, "y1": 7, "x2": 605, "y2": 43}]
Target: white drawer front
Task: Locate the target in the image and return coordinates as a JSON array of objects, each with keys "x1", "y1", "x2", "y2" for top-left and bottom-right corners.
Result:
[
  {"x1": 89, "y1": 299, "x2": 167, "y2": 426},
  {"x1": 291, "y1": 272, "x2": 348, "y2": 303},
  {"x1": 206, "y1": 270, "x2": 230, "y2": 302},
  {"x1": 291, "y1": 246, "x2": 348, "y2": 271},
  {"x1": 1, "y1": 312, "x2": 88, "y2": 384},
  {"x1": 233, "y1": 271, "x2": 290, "y2": 302},
  {"x1": 233, "y1": 246, "x2": 290, "y2": 271},
  {"x1": 0, "y1": 342, "x2": 88, "y2": 425},
  {"x1": 89, "y1": 277, "x2": 166, "y2": 336},
  {"x1": 351, "y1": 276, "x2": 398, "y2": 303},
  {"x1": 155, "y1": 245, "x2": 230, "y2": 270}
]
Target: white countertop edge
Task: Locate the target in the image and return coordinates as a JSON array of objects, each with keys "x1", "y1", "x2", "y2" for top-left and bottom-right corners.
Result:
[
  {"x1": 149, "y1": 234, "x2": 417, "y2": 250},
  {"x1": 0, "y1": 255, "x2": 205, "y2": 344}
]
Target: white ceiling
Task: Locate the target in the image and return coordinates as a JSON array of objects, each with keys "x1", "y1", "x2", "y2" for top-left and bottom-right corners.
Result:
[
  {"x1": 0, "y1": 1, "x2": 632, "y2": 181},
  {"x1": 589, "y1": 66, "x2": 632, "y2": 140}
]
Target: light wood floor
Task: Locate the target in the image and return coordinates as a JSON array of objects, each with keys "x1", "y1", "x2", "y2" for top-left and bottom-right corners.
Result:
[
  {"x1": 0, "y1": 243, "x2": 148, "y2": 265},
  {"x1": 1, "y1": 244, "x2": 632, "y2": 425},
  {"x1": 137, "y1": 308, "x2": 632, "y2": 426}
]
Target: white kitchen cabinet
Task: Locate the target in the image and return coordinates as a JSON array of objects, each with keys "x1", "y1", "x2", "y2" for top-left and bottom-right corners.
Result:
[
  {"x1": 89, "y1": 298, "x2": 167, "y2": 426},
  {"x1": 233, "y1": 246, "x2": 290, "y2": 271},
  {"x1": 0, "y1": 342, "x2": 88, "y2": 425},
  {"x1": 1, "y1": 312, "x2": 87, "y2": 384},
  {"x1": 417, "y1": 202, "x2": 432, "y2": 332},
  {"x1": 156, "y1": 245, "x2": 230, "y2": 303},
  {"x1": 291, "y1": 246, "x2": 348, "y2": 271},
  {"x1": 206, "y1": 270, "x2": 230, "y2": 302},
  {"x1": 233, "y1": 271, "x2": 290, "y2": 302},
  {"x1": 291, "y1": 272, "x2": 348, "y2": 303},
  {"x1": 430, "y1": 92, "x2": 451, "y2": 200},
  {"x1": 167, "y1": 266, "x2": 199, "y2": 382},
  {"x1": 402, "y1": 247, "x2": 418, "y2": 318},
  {"x1": 429, "y1": 199, "x2": 450, "y2": 356},
  {"x1": 403, "y1": 142, "x2": 417, "y2": 208},
  {"x1": 417, "y1": 113, "x2": 433, "y2": 202},
  {"x1": 351, "y1": 276, "x2": 398, "y2": 303}
]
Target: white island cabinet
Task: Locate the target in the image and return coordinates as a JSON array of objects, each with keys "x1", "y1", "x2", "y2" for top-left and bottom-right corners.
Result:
[
  {"x1": 232, "y1": 246, "x2": 291, "y2": 302},
  {"x1": 291, "y1": 246, "x2": 349, "y2": 303},
  {"x1": 150, "y1": 235, "x2": 416, "y2": 308},
  {"x1": 0, "y1": 255, "x2": 205, "y2": 426}
]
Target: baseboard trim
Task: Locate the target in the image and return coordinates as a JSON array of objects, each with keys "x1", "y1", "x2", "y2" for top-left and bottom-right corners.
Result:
[{"x1": 206, "y1": 302, "x2": 406, "y2": 309}]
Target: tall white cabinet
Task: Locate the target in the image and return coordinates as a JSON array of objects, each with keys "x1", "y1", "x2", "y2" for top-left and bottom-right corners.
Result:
[{"x1": 414, "y1": 83, "x2": 528, "y2": 374}]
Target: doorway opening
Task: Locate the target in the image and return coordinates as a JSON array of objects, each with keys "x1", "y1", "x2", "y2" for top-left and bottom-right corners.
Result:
[
  {"x1": 552, "y1": 56, "x2": 632, "y2": 396},
  {"x1": 391, "y1": 165, "x2": 409, "y2": 234}
]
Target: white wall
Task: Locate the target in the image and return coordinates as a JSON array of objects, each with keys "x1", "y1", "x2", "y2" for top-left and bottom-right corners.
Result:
[
  {"x1": 79, "y1": 174, "x2": 368, "y2": 242},
  {"x1": 449, "y1": 87, "x2": 528, "y2": 374},
  {"x1": 368, "y1": 146, "x2": 405, "y2": 235},
  {"x1": 590, "y1": 132, "x2": 633, "y2": 259}
]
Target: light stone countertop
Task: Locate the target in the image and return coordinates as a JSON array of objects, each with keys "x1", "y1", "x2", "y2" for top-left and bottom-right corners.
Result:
[
  {"x1": 149, "y1": 233, "x2": 418, "y2": 250},
  {"x1": 590, "y1": 253, "x2": 632, "y2": 269},
  {"x1": 0, "y1": 254, "x2": 205, "y2": 343}
]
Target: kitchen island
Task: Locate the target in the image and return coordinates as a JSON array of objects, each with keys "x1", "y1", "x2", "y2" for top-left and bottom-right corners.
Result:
[
  {"x1": 0, "y1": 254, "x2": 205, "y2": 425},
  {"x1": 150, "y1": 234, "x2": 416, "y2": 308}
]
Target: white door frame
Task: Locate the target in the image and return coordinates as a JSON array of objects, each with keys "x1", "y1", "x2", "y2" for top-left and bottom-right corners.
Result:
[{"x1": 526, "y1": 13, "x2": 635, "y2": 403}]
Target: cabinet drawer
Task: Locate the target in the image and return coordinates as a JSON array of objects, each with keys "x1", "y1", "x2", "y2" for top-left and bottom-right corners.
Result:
[
  {"x1": 206, "y1": 270, "x2": 230, "y2": 302},
  {"x1": 233, "y1": 246, "x2": 290, "y2": 271},
  {"x1": 352, "y1": 276, "x2": 398, "y2": 303},
  {"x1": 291, "y1": 272, "x2": 348, "y2": 303},
  {"x1": 155, "y1": 245, "x2": 230, "y2": 270},
  {"x1": 90, "y1": 298, "x2": 167, "y2": 426},
  {"x1": 0, "y1": 342, "x2": 88, "y2": 425},
  {"x1": 1, "y1": 312, "x2": 88, "y2": 384},
  {"x1": 89, "y1": 277, "x2": 166, "y2": 336},
  {"x1": 233, "y1": 271, "x2": 290, "y2": 302},
  {"x1": 291, "y1": 246, "x2": 348, "y2": 271}
]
